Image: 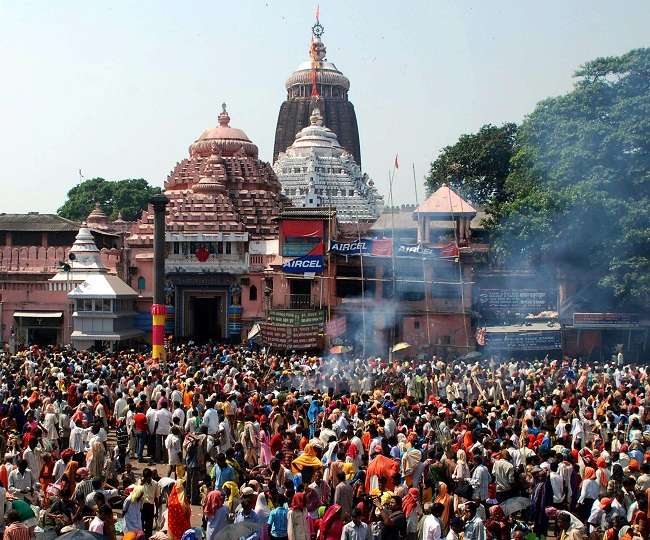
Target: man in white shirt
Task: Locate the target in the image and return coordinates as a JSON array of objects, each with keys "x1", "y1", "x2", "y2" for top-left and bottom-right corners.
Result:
[
  {"x1": 154, "y1": 400, "x2": 173, "y2": 464},
  {"x1": 421, "y1": 502, "x2": 442, "y2": 540},
  {"x1": 202, "y1": 401, "x2": 219, "y2": 435},
  {"x1": 492, "y1": 450, "x2": 515, "y2": 501},
  {"x1": 113, "y1": 392, "x2": 128, "y2": 420},
  {"x1": 145, "y1": 401, "x2": 157, "y2": 461},
  {"x1": 341, "y1": 508, "x2": 370, "y2": 540},
  {"x1": 8, "y1": 460, "x2": 37, "y2": 500},
  {"x1": 549, "y1": 461, "x2": 565, "y2": 506}
]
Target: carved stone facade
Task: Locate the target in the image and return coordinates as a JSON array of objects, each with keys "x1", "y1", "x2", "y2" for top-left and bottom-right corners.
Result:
[{"x1": 273, "y1": 20, "x2": 361, "y2": 165}]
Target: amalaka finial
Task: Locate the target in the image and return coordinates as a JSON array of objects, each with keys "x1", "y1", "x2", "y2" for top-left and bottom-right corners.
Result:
[{"x1": 218, "y1": 102, "x2": 230, "y2": 127}]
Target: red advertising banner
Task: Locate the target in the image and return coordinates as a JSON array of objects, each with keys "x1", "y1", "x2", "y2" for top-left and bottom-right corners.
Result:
[
  {"x1": 370, "y1": 238, "x2": 393, "y2": 256},
  {"x1": 281, "y1": 220, "x2": 324, "y2": 238},
  {"x1": 281, "y1": 220, "x2": 324, "y2": 257}
]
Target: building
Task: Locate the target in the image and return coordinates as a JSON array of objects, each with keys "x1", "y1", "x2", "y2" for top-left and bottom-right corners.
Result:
[
  {"x1": 127, "y1": 104, "x2": 286, "y2": 342},
  {"x1": 50, "y1": 226, "x2": 142, "y2": 350},
  {"x1": 0, "y1": 212, "x2": 124, "y2": 349},
  {"x1": 273, "y1": 108, "x2": 382, "y2": 223},
  {"x1": 273, "y1": 17, "x2": 362, "y2": 165}
]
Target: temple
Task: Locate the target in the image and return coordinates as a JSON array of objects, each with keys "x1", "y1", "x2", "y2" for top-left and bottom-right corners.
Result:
[
  {"x1": 273, "y1": 17, "x2": 361, "y2": 165},
  {"x1": 273, "y1": 108, "x2": 382, "y2": 223},
  {"x1": 127, "y1": 104, "x2": 286, "y2": 341}
]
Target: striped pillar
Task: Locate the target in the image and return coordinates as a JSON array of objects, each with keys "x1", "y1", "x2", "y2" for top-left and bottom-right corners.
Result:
[{"x1": 151, "y1": 303, "x2": 166, "y2": 361}]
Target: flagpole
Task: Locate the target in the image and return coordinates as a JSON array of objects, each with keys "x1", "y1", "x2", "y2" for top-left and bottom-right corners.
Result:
[
  {"x1": 413, "y1": 163, "x2": 431, "y2": 348},
  {"x1": 388, "y1": 164, "x2": 398, "y2": 360}
]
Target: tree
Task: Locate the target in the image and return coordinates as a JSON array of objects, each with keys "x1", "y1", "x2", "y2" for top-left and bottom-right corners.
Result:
[
  {"x1": 491, "y1": 48, "x2": 650, "y2": 304},
  {"x1": 425, "y1": 123, "x2": 517, "y2": 207},
  {"x1": 57, "y1": 178, "x2": 162, "y2": 222}
]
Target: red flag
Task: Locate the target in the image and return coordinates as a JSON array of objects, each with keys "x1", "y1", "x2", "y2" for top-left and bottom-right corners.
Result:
[
  {"x1": 394, "y1": 154, "x2": 399, "y2": 169},
  {"x1": 439, "y1": 242, "x2": 459, "y2": 258},
  {"x1": 370, "y1": 239, "x2": 393, "y2": 256},
  {"x1": 315, "y1": 4, "x2": 320, "y2": 22}
]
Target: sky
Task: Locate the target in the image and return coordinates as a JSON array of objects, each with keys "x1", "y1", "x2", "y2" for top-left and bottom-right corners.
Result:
[{"x1": 0, "y1": 1, "x2": 648, "y2": 213}]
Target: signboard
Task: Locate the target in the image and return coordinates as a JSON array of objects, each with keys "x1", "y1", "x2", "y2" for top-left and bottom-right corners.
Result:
[
  {"x1": 485, "y1": 330, "x2": 561, "y2": 351},
  {"x1": 573, "y1": 313, "x2": 640, "y2": 328},
  {"x1": 478, "y1": 289, "x2": 551, "y2": 311},
  {"x1": 282, "y1": 255, "x2": 324, "y2": 274},
  {"x1": 330, "y1": 240, "x2": 370, "y2": 255},
  {"x1": 261, "y1": 322, "x2": 322, "y2": 349},
  {"x1": 268, "y1": 310, "x2": 325, "y2": 326}
]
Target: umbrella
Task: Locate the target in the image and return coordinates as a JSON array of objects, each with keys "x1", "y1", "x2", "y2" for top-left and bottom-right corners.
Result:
[
  {"x1": 499, "y1": 496, "x2": 531, "y2": 516},
  {"x1": 56, "y1": 531, "x2": 107, "y2": 540},
  {"x1": 329, "y1": 345, "x2": 350, "y2": 354},
  {"x1": 215, "y1": 521, "x2": 262, "y2": 540},
  {"x1": 391, "y1": 342, "x2": 411, "y2": 353}
]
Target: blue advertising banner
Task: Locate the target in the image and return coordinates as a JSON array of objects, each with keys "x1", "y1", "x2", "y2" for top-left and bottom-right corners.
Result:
[
  {"x1": 282, "y1": 255, "x2": 324, "y2": 274},
  {"x1": 330, "y1": 240, "x2": 371, "y2": 255}
]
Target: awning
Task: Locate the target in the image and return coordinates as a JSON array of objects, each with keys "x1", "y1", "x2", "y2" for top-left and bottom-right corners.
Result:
[
  {"x1": 13, "y1": 311, "x2": 63, "y2": 318},
  {"x1": 70, "y1": 329, "x2": 144, "y2": 341}
]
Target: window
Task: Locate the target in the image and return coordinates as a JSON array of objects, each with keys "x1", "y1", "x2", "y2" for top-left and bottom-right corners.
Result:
[
  {"x1": 414, "y1": 320, "x2": 420, "y2": 329},
  {"x1": 173, "y1": 242, "x2": 180, "y2": 254},
  {"x1": 82, "y1": 299, "x2": 92, "y2": 312},
  {"x1": 218, "y1": 242, "x2": 224, "y2": 254},
  {"x1": 137, "y1": 276, "x2": 146, "y2": 291},
  {"x1": 225, "y1": 242, "x2": 232, "y2": 254},
  {"x1": 249, "y1": 285, "x2": 257, "y2": 301},
  {"x1": 102, "y1": 299, "x2": 112, "y2": 312}
]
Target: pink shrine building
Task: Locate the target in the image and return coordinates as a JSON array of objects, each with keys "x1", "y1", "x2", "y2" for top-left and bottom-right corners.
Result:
[{"x1": 127, "y1": 105, "x2": 287, "y2": 342}]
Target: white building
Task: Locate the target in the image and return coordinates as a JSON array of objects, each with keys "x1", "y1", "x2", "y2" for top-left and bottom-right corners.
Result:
[
  {"x1": 50, "y1": 227, "x2": 143, "y2": 350},
  {"x1": 273, "y1": 108, "x2": 383, "y2": 223}
]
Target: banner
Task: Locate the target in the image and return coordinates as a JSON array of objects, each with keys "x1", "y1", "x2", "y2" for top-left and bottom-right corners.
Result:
[
  {"x1": 282, "y1": 255, "x2": 324, "y2": 274},
  {"x1": 370, "y1": 239, "x2": 393, "y2": 256},
  {"x1": 281, "y1": 220, "x2": 324, "y2": 257},
  {"x1": 261, "y1": 322, "x2": 323, "y2": 349},
  {"x1": 330, "y1": 240, "x2": 370, "y2": 255},
  {"x1": 573, "y1": 313, "x2": 639, "y2": 328},
  {"x1": 485, "y1": 330, "x2": 561, "y2": 351},
  {"x1": 268, "y1": 310, "x2": 325, "y2": 325},
  {"x1": 478, "y1": 289, "x2": 550, "y2": 311}
]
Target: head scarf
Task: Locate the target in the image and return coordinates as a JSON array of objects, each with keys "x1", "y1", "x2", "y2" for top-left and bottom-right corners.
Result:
[
  {"x1": 291, "y1": 493, "x2": 306, "y2": 511},
  {"x1": 434, "y1": 482, "x2": 451, "y2": 526},
  {"x1": 402, "y1": 488, "x2": 419, "y2": 517},
  {"x1": 63, "y1": 460, "x2": 79, "y2": 495},
  {"x1": 203, "y1": 490, "x2": 224, "y2": 519},
  {"x1": 130, "y1": 485, "x2": 144, "y2": 503},
  {"x1": 291, "y1": 443, "x2": 323, "y2": 473},
  {"x1": 319, "y1": 504, "x2": 342, "y2": 537},
  {"x1": 254, "y1": 493, "x2": 270, "y2": 519},
  {"x1": 222, "y1": 481, "x2": 240, "y2": 512},
  {"x1": 583, "y1": 467, "x2": 596, "y2": 480}
]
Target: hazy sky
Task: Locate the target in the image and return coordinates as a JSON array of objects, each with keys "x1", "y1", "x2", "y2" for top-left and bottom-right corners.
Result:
[{"x1": 1, "y1": 1, "x2": 648, "y2": 213}]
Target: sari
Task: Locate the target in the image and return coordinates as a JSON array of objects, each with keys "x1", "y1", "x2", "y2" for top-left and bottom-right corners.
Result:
[
  {"x1": 168, "y1": 478, "x2": 191, "y2": 540},
  {"x1": 318, "y1": 504, "x2": 343, "y2": 540},
  {"x1": 291, "y1": 444, "x2": 323, "y2": 474},
  {"x1": 434, "y1": 482, "x2": 451, "y2": 530}
]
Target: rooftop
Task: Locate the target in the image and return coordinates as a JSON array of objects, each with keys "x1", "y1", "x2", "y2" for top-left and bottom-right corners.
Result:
[
  {"x1": 0, "y1": 213, "x2": 80, "y2": 232},
  {"x1": 414, "y1": 184, "x2": 477, "y2": 217}
]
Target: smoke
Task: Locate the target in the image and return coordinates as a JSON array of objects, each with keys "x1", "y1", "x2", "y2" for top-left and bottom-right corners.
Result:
[{"x1": 338, "y1": 297, "x2": 400, "y2": 357}]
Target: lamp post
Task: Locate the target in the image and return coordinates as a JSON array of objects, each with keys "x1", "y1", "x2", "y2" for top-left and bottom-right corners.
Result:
[{"x1": 150, "y1": 194, "x2": 169, "y2": 362}]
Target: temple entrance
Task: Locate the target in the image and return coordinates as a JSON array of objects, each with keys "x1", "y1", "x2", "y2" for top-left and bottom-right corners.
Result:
[{"x1": 189, "y1": 296, "x2": 223, "y2": 340}]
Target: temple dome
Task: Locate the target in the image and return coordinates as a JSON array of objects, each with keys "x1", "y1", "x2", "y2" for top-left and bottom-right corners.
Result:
[
  {"x1": 189, "y1": 104, "x2": 258, "y2": 158},
  {"x1": 285, "y1": 35, "x2": 350, "y2": 91},
  {"x1": 286, "y1": 108, "x2": 342, "y2": 155}
]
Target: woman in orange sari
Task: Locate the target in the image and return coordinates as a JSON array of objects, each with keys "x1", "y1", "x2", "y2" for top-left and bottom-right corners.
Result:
[
  {"x1": 434, "y1": 482, "x2": 451, "y2": 533},
  {"x1": 167, "y1": 478, "x2": 191, "y2": 540}
]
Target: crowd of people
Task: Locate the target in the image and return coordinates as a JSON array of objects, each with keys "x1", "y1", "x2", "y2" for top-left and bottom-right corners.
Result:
[{"x1": 0, "y1": 342, "x2": 647, "y2": 540}]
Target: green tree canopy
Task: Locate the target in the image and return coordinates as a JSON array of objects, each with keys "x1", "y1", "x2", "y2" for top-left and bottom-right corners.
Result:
[
  {"x1": 57, "y1": 178, "x2": 162, "y2": 222},
  {"x1": 491, "y1": 48, "x2": 650, "y2": 305},
  {"x1": 425, "y1": 123, "x2": 517, "y2": 207}
]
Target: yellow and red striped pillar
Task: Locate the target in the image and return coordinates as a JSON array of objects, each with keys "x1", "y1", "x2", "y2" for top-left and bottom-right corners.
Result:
[
  {"x1": 150, "y1": 194, "x2": 169, "y2": 362},
  {"x1": 151, "y1": 303, "x2": 166, "y2": 360}
]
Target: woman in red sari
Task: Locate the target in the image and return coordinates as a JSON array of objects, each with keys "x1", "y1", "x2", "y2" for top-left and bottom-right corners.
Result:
[
  {"x1": 167, "y1": 478, "x2": 191, "y2": 540},
  {"x1": 318, "y1": 504, "x2": 343, "y2": 540}
]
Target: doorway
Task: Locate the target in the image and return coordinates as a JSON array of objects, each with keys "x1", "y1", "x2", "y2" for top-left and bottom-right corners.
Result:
[{"x1": 189, "y1": 296, "x2": 222, "y2": 340}]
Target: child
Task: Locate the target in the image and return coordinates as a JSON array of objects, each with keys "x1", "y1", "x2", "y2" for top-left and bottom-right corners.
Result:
[{"x1": 165, "y1": 426, "x2": 182, "y2": 478}]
